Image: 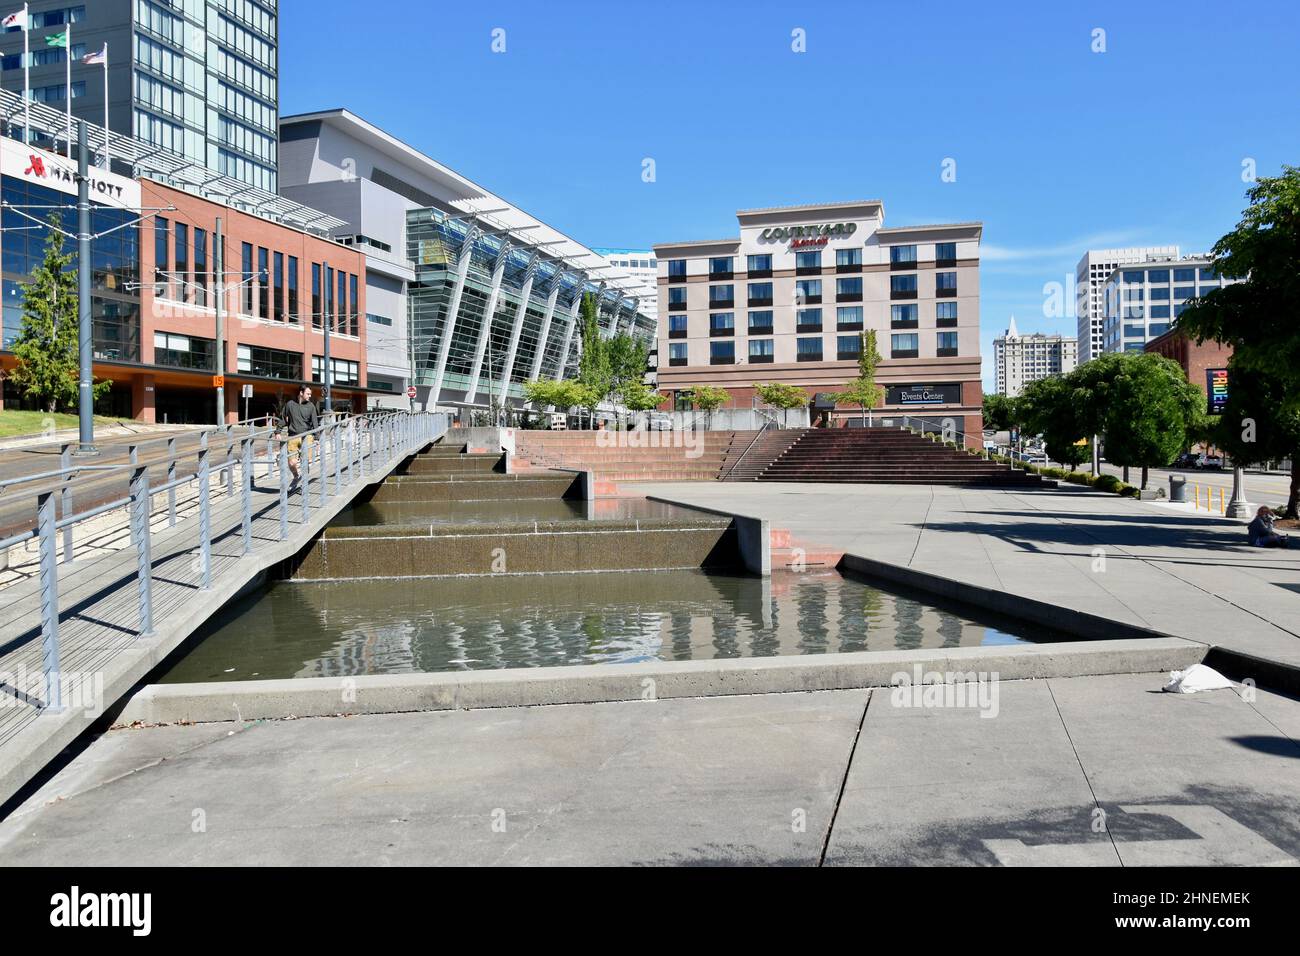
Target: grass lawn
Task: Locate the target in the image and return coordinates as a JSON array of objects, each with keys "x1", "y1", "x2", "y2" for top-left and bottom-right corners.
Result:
[{"x1": 0, "y1": 409, "x2": 132, "y2": 440}]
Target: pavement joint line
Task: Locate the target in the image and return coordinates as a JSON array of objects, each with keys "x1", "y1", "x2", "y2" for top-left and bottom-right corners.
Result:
[
  {"x1": 819, "y1": 687, "x2": 871, "y2": 867},
  {"x1": 1046, "y1": 678, "x2": 1124, "y2": 867},
  {"x1": 906, "y1": 485, "x2": 935, "y2": 569}
]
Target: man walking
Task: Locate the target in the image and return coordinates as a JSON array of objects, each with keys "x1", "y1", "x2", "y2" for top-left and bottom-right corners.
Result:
[{"x1": 282, "y1": 385, "x2": 319, "y2": 491}]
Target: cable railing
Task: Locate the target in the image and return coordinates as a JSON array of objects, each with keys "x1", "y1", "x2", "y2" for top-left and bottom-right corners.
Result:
[{"x1": 0, "y1": 410, "x2": 447, "y2": 713}]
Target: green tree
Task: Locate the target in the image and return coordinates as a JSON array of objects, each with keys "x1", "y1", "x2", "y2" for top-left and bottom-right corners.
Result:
[
  {"x1": 619, "y1": 381, "x2": 666, "y2": 428},
  {"x1": 685, "y1": 385, "x2": 730, "y2": 411},
  {"x1": 9, "y1": 214, "x2": 112, "y2": 413},
  {"x1": 575, "y1": 292, "x2": 612, "y2": 428},
  {"x1": 838, "y1": 330, "x2": 883, "y2": 424},
  {"x1": 1210, "y1": 361, "x2": 1300, "y2": 508},
  {"x1": 1175, "y1": 165, "x2": 1300, "y2": 513},
  {"x1": 1019, "y1": 374, "x2": 1090, "y2": 469},
  {"x1": 1102, "y1": 353, "x2": 1204, "y2": 489},
  {"x1": 753, "y1": 382, "x2": 809, "y2": 409},
  {"x1": 982, "y1": 393, "x2": 1021, "y2": 432}
]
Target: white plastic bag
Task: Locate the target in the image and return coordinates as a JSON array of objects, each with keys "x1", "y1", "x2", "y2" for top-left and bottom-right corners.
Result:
[{"x1": 1162, "y1": 664, "x2": 1234, "y2": 694}]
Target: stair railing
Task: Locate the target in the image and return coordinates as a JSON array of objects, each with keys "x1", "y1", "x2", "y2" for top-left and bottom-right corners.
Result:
[{"x1": 722, "y1": 421, "x2": 774, "y2": 480}]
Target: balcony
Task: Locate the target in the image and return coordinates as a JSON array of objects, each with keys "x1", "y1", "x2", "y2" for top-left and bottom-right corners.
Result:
[
  {"x1": 668, "y1": 273, "x2": 687, "y2": 284},
  {"x1": 937, "y1": 317, "x2": 958, "y2": 328},
  {"x1": 891, "y1": 348, "x2": 919, "y2": 359},
  {"x1": 935, "y1": 257, "x2": 958, "y2": 269},
  {"x1": 708, "y1": 270, "x2": 733, "y2": 281},
  {"x1": 836, "y1": 350, "x2": 861, "y2": 361},
  {"x1": 937, "y1": 347, "x2": 959, "y2": 357},
  {"x1": 799, "y1": 294, "x2": 822, "y2": 305}
]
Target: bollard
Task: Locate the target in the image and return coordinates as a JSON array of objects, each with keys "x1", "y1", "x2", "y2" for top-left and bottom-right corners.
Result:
[
  {"x1": 241, "y1": 437, "x2": 252, "y2": 554},
  {"x1": 198, "y1": 437, "x2": 212, "y2": 590},
  {"x1": 130, "y1": 467, "x2": 154, "y2": 636},
  {"x1": 59, "y1": 444, "x2": 73, "y2": 563},
  {"x1": 37, "y1": 492, "x2": 63, "y2": 712}
]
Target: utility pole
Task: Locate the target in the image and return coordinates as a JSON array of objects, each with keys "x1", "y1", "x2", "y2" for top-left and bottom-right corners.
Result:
[
  {"x1": 214, "y1": 217, "x2": 225, "y2": 425},
  {"x1": 74, "y1": 120, "x2": 96, "y2": 456}
]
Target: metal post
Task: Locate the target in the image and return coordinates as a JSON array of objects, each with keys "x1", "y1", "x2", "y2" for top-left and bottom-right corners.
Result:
[
  {"x1": 75, "y1": 120, "x2": 96, "y2": 456},
  {"x1": 1226, "y1": 462, "x2": 1251, "y2": 518},
  {"x1": 127, "y1": 444, "x2": 141, "y2": 546},
  {"x1": 37, "y1": 492, "x2": 63, "y2": 712},
  {"x1": 331, "y1": 423, "x2": 341, "y2": 495},
  {"x1": 166, "y1": 437, "x2": 177, "y2": 526},
  {"x1": 130, "y1": 467, "x2": 153, "y2": 636},
  {"x1": 278, "y1": 439, "x2": 289, "y2": 540},
  {"x1": 198, "y1": 436, "x2": 211, "y2": 590},
  {"x1": 241, "y1": 437, "x2": 252, "y2": 554},
  {"x1": 225, "y1": 439, "x2": 236, "y2": 498},
  {"x1": 214, "y1": 217, "x2": 225, "y2": 425},
  {"x1": 59, "y1": 444, "x2": 73, "y2": 562},
  {"x1": 301, "y1": 433, "x2": 311, "y2": 523},
  {"x1": 318, "y1": 427, "x2": 327, "y2": 508}
]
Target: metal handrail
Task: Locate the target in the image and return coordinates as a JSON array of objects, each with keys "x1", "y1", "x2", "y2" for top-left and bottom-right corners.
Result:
[
  {"x1": 869, "y1": 413, "x2": 1001, "y2": 465},
  {"x1": 7, "y1": 410, "x2": 447, "y2": 713},
  {"x1": 722, "y1": 421, "x2": 774, "y2": 480}
]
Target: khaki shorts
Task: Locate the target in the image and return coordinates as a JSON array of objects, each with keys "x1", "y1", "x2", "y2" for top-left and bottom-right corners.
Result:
[{"x1": 287, "y1": 434, "x2": 312, "y2": 458}]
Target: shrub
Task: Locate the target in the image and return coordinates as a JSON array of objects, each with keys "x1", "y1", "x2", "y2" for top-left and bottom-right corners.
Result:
[
  {"x1": 1065, "y1": 471, "x2": 1095, "y2": 486},
  {"x1": 1095, "y1": 474, "x2": 1124, "y2": 493}
]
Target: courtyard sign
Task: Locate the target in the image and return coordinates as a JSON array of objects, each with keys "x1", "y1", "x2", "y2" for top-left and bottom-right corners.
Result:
[{"x1": 760, "y1": 222, "x2": 857, "y2": 244}]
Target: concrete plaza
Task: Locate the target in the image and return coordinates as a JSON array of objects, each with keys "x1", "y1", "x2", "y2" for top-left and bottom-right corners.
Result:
[
  {"x1": 0, "y1": 672, "x2": 1296, "y2": 865},
  {"x1": 636, "y1": 481, "x2": 1300, "y2": 670}
]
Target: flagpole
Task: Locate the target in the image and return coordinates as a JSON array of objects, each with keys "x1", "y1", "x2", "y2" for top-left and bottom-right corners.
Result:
[
  {"x1": 21, "y1": 3, "x2": 28, "y2": 144},
  {"x1": 64, "y1": 20, "x2": 71, "y2": 153},
  {"x1": 102, "y1": 49, "x2": 108, "y2": 170}
]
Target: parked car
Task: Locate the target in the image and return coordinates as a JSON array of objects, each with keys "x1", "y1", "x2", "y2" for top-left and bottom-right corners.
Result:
[
  {"x1": 1197, "y1": 455, "x2": 1224, "y2": 470},
  {"x1": 647, "y1": 413, "x2": 673, "y2": 431}
]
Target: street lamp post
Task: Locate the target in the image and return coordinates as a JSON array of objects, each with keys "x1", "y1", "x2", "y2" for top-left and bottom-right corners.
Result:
[{"x1": 1226, "y1": 461, "x2": 1251, "y2": 518}]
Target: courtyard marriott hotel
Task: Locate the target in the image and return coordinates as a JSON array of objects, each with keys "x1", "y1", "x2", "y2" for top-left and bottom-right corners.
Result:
[{"x1": 655, "y1": 200, "x2": 983, "y2": 438}]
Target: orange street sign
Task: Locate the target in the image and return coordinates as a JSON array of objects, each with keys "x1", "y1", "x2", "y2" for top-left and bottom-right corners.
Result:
[{"x1": 212, "y1": 375, "x2": 224, "y2": 388}]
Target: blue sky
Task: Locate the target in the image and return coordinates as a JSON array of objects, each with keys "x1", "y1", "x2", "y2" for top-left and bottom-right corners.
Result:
[{"x1": 282, "y1": 0, "x2": 1300, "y2": 389}]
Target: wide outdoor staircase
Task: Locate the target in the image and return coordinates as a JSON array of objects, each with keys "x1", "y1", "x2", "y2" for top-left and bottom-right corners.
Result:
[
  {"x1": 721, "y1": 427, "x2": 808, "y2": 480},
  {"x1": 748, "y1": 427, "x2": 1052, "y2": 487},
  {"x1": 513, "y1": 430, "x2": 755, "y2": 482}
]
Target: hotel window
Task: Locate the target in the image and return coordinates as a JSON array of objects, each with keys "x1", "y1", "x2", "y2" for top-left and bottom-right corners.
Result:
[
  {"x1": 746, "y1": 254, "x2": 772, "y2": 275},
  {"x1": 935, "y1": 242, "x2": 957, "y2": 265},
  {"x1": 890, "y1": 274, "x2": 917, "y2": 298},
  {"x1": 1173, "y1": 268, "x2": 1195, "y2": 282},
  {"x1": 154, "y1": 217, "x2": 169, "y2": 294},
  {"x1": 796, "y1": 337, "x2": 823, "y2": 361},
  {"x1": 796, "y1": 308, "x2": 822, "y2": 332},
  {"x1": 835, "y1": 248, "x2": 862, "y2": 268},
  {"x1": 935, "y1": 272, "x2": 957, "y2": 296},
  {"x1": 312, "y1": 356, "x2": 361, "y2": 387},
  {"x1": 836, "y1": 277, "x2": 863, "y2": 301},
  {"x1": 837, "y1": 335, "x2": 861, "y2": 361},
  {"x1": 193, "y1": 228, "x2": 207, "y2": 307},
  {"x1": 837, "y1": 306, "x2": 863, "y2": 330},
  {"x1": 795, "y1": 250, "x2": 822, "y2": 273},
  {"x1": 337, "y1": 270, "x2": 347, "y2": 333},
  {"x1": 1174, "y1": 285, "x2": 1195, "y2": 300},
  {"x1": 890, "y1": 245, "x2": 917, "y2": 267},
  {"x1": 795, "y1": 279, "x2": 821, "y2": 303},
  {"x1": 241, "y1": 243, "x2": 254, "y2": 315},
  {"x1": 668, "y1": 313, "x2": 688, "y2": 336},
  {"x1": 1123, "y1": 271, "x2": 1144, "y2": 283},
  {"x1": 154, "y1": 332, "x2": 215, "y2": 370},
  {"x1": 288, "y1": 257, "x2": 299, "y2": 323},
  {"x1": 749, "y1": 339, "x2": 774, "y2": 362},
  {"x1": 891, "y1": 333, "x2": 919, "y2": 358},
  {"x1": 709, "y1": 256, "x2": 733, "y2": 277},
  {"x1": 257, "y1": 248, "x2": 269, "y2": 319},
  {"x1": 937, "y1": 331, "x2": 958, "y2": 356},
  {"x1": 709, "y1": 284, "x2": 734, "y2": 306},
  {"x1": 936, "y1": 301, "x2": 958, "y2": 328},
  {"x1": 709, "y1": 340, "x2": 735, "y2": 364},
  {"x1": 349, "y1": 274, "x2": 359, "y2": 336},
  {"x1": 174, "y1": 222, "x2": 188, "y2": 303},
  {"x1": 710, "y1": 312, "x2": 734, "y2": 336},
  {"x1": 1150, "y1": 305, "x2": 1170, "y2": 319},
  {"x1": 1150, "y1": 287, "x2": 1169, "y2": 300},
  {"x1": 273, "y1": 252, "x2": 284, "y2": 322},
  {"x1": 747, "y1": 282, "x2": 773, "y2": 306},
  {"x1": 891, "y1": 304, "x2": 918, "y2": 328},
  {"x1": 668, "y1": 287, "x2": 687, "y2": 309},
  {"x1": 748, "y1": 310, "x2": 773, "y2": 334},
  {"x1": 311, "y1": 263, "x2": 321, "y2": 328},
  {"x1": 238, "y1": 343, "x2": 301, "y2": 380},
  {"x1": 668, "y1": 259, "x2": 687, "y2": 280},
  {"x1": 668, "y1": 342, "x2": 687, "y2": 365},
  {"x1": 1147, "y1": 269, "x2": 1169, "y2": 284},
  {"x1": 1149, "y1": 323, "x2": 1170, "y2": 337}
]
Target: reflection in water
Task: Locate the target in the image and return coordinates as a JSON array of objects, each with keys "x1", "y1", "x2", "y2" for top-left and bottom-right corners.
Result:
[{"x1": 160, "y1": 569, "x2": 1065, "y2": 683}]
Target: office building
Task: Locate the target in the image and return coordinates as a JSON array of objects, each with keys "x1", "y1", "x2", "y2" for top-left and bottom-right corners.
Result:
[
  {"x1": 1, "y1": 0, "x2": 279, "y2": 190},
  {"x1": 655, "y1": 200, "x2": 984, "y2": 438},
  {"x1": 1101, "y1": 253, "x2": 1241, "y2": 354},
  {"x1": 278, "y1": 109, "x2": 655, "y2": 413},
  {"x1": 1075, "y1": 246, "x2": 1178, "y2": 362},
  {"x1": 590, "y1": 248, "x2": 657, "y2": 323},
  {"x1": 993, "y1": 316, "x2": 1077, "y2": 397}
]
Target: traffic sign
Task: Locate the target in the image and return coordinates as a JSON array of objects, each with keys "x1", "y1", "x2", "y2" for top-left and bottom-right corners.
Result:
[
  {"x1": 407, "y1": 385, "x2": 417, "y2": 399},
  {"x1": 212, "y1": 375, "x2": 224, "y2": 388}
]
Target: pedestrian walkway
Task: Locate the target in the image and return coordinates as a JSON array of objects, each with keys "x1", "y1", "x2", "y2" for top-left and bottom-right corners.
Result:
[
  {"x1": 1, "y1": 673, "x2": 1294, "y2": 865},
  {"x1": 0, "y1": 412, "x2": 447, "y2": 807},
  {"x1": 632, "y1": 482, "x2": 1300, "y2": 671}
]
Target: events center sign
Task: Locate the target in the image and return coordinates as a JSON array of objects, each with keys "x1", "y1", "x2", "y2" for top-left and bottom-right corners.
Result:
[{"x1": 759, "y1": 222, "x2": 857, "y2": 249}]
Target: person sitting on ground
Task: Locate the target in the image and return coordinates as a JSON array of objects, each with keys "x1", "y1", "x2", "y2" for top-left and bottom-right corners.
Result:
[{"x1": 1247, "y1": 506, "x2": 1290, "y2": 548}]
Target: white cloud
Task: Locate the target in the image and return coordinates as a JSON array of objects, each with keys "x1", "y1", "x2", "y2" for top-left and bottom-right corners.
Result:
[{"x1": 980, "y1": 230, "x2": 1149, "y2": 262}]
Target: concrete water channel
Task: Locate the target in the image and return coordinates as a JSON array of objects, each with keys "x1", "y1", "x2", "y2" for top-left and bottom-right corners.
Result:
[{"x1": 149, "y1": 441, "x2": 1080, "y2": 684}]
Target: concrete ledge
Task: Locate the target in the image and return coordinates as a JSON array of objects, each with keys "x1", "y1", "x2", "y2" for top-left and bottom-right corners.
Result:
[
  {"x1": 646, "y1": 495, "x2": 770, "y2": 576},
  {"x1": 115, "y1": 637, "x2": 1205, "y2": 725}
]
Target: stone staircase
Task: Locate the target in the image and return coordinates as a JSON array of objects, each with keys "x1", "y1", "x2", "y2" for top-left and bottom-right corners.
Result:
[
  {"x1": 513, "y1": 430, "x2": 755, "y2": 482},
  {"x1": 753, "y1": 427, "x2": 1052, "y2": 487},
  {"x1": 721, "y1": 428, "x2": 808, "y2": 480}
]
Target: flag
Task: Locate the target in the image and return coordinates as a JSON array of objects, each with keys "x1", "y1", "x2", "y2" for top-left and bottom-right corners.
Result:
[
  {"x1": 1, "y1": 9, "x2": 26, "y2": 29},
  {"x1": 44, "y1": 29, "x2": 66, "y2": 48},
  {"x1": 82, "y1": 43, "x2": 106, "y2": 65}
]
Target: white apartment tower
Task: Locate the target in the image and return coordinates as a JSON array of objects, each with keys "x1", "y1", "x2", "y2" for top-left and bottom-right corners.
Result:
[
  {"x1": 994, "y1": 316, "x2": 1078, "y2": 397},
  {"x1": 1075, "y1": 247, "x2": 1178, "y2": 362}
]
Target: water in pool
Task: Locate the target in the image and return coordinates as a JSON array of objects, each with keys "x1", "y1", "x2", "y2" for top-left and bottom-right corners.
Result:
[{"x1": 158, "y1": 569, "x2": 1066, "y2": 682}]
